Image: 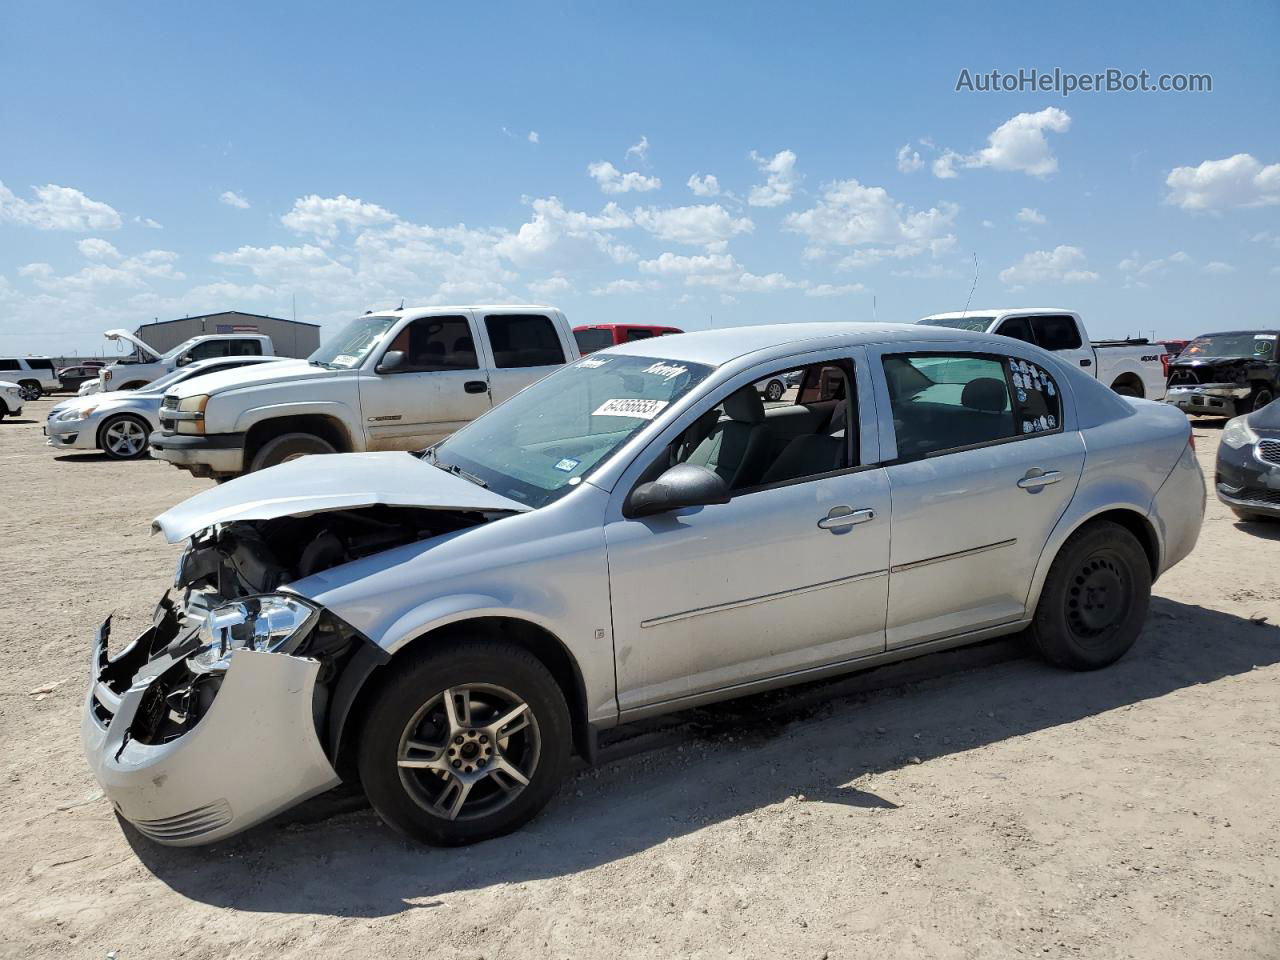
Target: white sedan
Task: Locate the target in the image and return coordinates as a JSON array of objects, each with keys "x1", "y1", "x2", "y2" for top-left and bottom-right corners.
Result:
[{"x1": 0, "y1": 380, "x2": 24, "y2": 420}]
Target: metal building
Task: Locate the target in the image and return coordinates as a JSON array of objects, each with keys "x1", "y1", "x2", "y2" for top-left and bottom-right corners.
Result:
[{"x1": 133, "y1": 311, "x2": 321, "y2": 358}]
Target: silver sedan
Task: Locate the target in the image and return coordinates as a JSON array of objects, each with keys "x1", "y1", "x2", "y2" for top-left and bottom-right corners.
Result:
[
  {"x1": 46, "y1": 356, "x2": 282, "y2": 459},
  {"x1": 81, "y1": 322, "x2": 1204, "y2": 845}
]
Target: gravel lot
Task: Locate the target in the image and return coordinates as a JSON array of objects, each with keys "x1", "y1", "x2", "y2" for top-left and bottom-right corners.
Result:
[{"x1": 2, "y1": 396, "x2": 1277, "y2": 960}]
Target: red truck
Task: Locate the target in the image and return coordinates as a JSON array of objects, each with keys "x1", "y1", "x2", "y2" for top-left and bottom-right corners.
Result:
[{"x1": 572, "y1": 323, "x2": 683, "y2": 354}]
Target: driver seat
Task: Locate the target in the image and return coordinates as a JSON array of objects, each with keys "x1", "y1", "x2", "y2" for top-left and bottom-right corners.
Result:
[{"x1": 685, "y1": 386, "x2": 770, "y2": 489}]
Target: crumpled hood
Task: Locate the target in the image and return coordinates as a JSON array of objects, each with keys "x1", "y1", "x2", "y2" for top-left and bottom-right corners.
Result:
[
  {"x1": 1170, "y1": 356, "x2": 1260, "y2": 374},
  {"x1": 152, "y1": 451, "x2": 530, "y2": 543}
]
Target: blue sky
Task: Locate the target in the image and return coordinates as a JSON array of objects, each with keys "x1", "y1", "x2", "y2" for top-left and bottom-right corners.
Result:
[{"x1": 1, "y1": 0, "x2": 1278, "y2": 356}]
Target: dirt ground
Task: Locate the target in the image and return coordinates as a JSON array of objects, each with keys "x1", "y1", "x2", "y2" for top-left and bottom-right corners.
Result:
[{"x1": 1, "y1": 396, "x2": 1277, "y2": 960}]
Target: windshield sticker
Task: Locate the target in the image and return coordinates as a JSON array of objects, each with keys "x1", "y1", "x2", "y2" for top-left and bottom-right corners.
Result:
[
  {"x1": 578, "y1": 357, "x2": 610, "y2": 368},
  {"x1": 642, "y1": 362, "x2": 689, "y2": 381},
  {"x1": 332, "y1": 354, "x2": 358, "y2": 366},
  {"x1": 593, "y1": 397, "x2": 670, "y2": 420},
  {"x1": 553, "y1": 457, "x2": 581, "y2": 473},
  {"x1": 1255, "y1": 334, "x2": 1277, "y2": 340}
]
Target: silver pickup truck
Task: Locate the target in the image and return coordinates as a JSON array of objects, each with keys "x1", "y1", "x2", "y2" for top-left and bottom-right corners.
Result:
[{"x1": 150, "y1": 305, "x2": 579, "y2": 479}]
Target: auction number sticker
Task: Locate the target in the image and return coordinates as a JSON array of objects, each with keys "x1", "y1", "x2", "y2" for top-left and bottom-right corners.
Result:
[{"x1": 593, "y1": 398, "x2": 670, "y2": 419}]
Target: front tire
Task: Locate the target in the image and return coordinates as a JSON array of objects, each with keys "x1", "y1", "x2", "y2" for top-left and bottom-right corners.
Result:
[
  {"x1": 1027, "y1": 520, "x2": 1152, "y2": 670},
  {"x1": 357, "y1": 641, "x2": 571, "y2": 846},
  {"x1": 249, "y1": 432, "x2": 336, "y2": 471},
  {"x1": 18, "y1": 380, "x2": 41, "y2": 401},
  {"x1": 764, "y1": 380, "x2": 784, "y2": 402},
  {"x1": 1246, "y1": 385, "x2": 1274, "y2": 413},
  {"x1": 98, "y1": 414, "x2": 151, "y2": 460}
]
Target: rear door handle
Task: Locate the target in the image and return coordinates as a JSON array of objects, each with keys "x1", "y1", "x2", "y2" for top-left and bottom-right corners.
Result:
[
  {"x1": 1017, "y1": 469, "x2": 1063, "y2": 491},
  {"x1": 817, "y1": 507, "x2": 875, "y2": 530},
  {"x1": 1079, "y1": 358, "x2": 1092, "y2": 367},
  {"x1": 464, "y1": 380, "x2": 489, "y2": 394}
]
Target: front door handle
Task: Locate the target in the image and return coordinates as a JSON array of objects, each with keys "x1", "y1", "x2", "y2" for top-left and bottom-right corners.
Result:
[
  {"x1": 817, "y1": 507, "x2": 876, "y2": 530},
  {"x1": 464, "y1": 380, "x2": 489, "y2": 394},
  {"x1": 1079, "y1": 358, "x2": 1092, "y2": 367},
  {"x1": 1017, "y1": 469, "x2": 1063, "y2": 491}
]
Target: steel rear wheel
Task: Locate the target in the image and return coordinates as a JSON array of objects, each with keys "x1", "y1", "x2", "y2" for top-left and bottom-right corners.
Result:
[
  {"x1": 1028, "y1": 520, "x2": 1152, "y2": 670},
  {"x1": 358, "y1": 641, "x2": 571, "y2": 845}
]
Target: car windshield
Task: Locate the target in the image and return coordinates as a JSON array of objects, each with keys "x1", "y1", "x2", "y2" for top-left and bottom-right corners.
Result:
[
  {"x1": 432, "y1": 354, "x2": 715, "y2": 508},
  {"x1": 916, "y1": 315, "x2": 995, "y2": 332},
  {"x1": 309, "y1": 315, "x2": 398, "y2": 369},
  {"x1": 1182, "y1": 333, "x2": 1276, "y2": 359}
]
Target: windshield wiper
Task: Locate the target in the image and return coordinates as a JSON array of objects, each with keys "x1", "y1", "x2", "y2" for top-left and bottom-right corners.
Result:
[
  {"x1": 308, "y1": 359, "x2": 337, "y2": 369},
  {"x1": 422, "y1": 447, "x2": 488, "y2": 487}
]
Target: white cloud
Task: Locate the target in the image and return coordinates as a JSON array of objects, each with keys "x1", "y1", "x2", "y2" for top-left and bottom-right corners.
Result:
[
  {"x1": 494, "y1": 197, "x2": 634, "y2": 265},
  {"x1": 999, "y1": 245, "x2": 1098, "y2": 288},
  {"x1": 1203, "y1": 260, "x2": 1236, "y2": 274},
  {"x1": 219, "y1": 190, "x2": 251, "y2": 209},
  {"x1": 282, "y1": 194, "x2": 398, "y2": 241},
  {"x1": 638, "y1": 252, "x2": 738, "y2": 275},
  {"x1": 133, "y1": 216, "x2": 163, "y2": 229},
  {"x1": 805, "y1": 283, "x2": 866, "y2": 297},
  {"x1": 625, "y1": 136, "x2": 650, "y2": 162},
  {"x1": 981, "y1": 219, "x2": 995, "y2": 228},
  {"x1": 590, "y1": 278, "x2": 658, "y2": 295},
  {"x1": 748, "y1": 149, "x2": 798, "y2": 207},
  {"x1": 1117, "y1": 250, "x2": 1192, "y2": 276},
  {"x1": 784, "y1": 179, "x2": 957, "y2": 265},
  {"x1": 1250, "y1": 230, "x2": 1280, "y2": 249},
  {"x1": 687, "y1": 270, "x2": 802, "y2": 293},
  {"x1": 896, "y1": 144, "x2": 923, "y2": 174},
  {"x1": 527, "y1": 275, "x2": 573, "y2": 298},
  {"x1": 687, "y1": 173, "x2": 721, "y2": 197},
  {"x1": 78, "y1": 238, "x2": 121, "y2": 260},
  {"x1": 1016, "y1": 207, "x2": 1047, "y2": 225},
  {"x1": 933, "y1": 108, "x2": 1072, "y2": 179},
  {"x1": 633, "y1": 204, "x2": 753, "y2": 247},
  {"x1": 1165, "y1": 154, "x2": 1280, "y2": 210},
  {"x1": 528, "y1": 131, "x2": 540, "y2": 144},
  {"x1": 0, "y1": 180, "x2": 122, "y2": 231},
  {"x1": 587, "y1": 161, "x2": 661, "y2": 195}
]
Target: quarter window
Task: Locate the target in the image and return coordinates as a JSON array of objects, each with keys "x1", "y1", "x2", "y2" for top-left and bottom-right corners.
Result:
[
  {"x1": 883, "y1": 353, "x2": 1062, "y2": 459},
  {"x1": 0, "y1": 359, "x2": 20, "y2": 371},
  {"x1": 485, "y1": 314, "x2": 567, "y2": 368}
]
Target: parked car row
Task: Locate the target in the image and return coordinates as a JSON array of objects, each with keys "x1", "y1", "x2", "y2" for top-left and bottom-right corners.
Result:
[{"x1": 77, "y1": 317, "x2": 1207, "y2": 849}]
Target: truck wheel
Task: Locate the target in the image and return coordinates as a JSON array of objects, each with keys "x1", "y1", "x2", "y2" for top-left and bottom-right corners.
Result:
[
  {"x1": 1026, "y1": 520, "x2": 1151, "y2": 671},
  {"x1": 1110, "y1": 380, "x2": 1141, "y2": 398},
  {"x1": 18, "y1": 380, "x2": 42, "y2": 401},
  {"x1": 1247, "y1": 386, "x2": 1274, "y2": 412},
  {"x1": 357, "y1": 641, "x2": 571, "y2": 846},
  {"x1": 249, "y1": 432, "x2": 336, "y2": 471},
  {"x1": 98, "y1": 414, "x2": 151, "y2": 460}
]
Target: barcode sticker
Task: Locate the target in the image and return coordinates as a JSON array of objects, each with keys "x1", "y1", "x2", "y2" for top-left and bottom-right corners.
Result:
[{"x1": 592, "y1": 398, "x2": 669, "y2": 420}]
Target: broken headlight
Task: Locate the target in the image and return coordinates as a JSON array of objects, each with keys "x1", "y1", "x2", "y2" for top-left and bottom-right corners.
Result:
[{"x1": 189, "y1": 594, "x2": 319, "y2": 673}]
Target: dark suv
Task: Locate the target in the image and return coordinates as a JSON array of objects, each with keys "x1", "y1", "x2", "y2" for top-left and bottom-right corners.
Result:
[{"x1": 1165, "y1": 330, "x2": 1278, "y2": 417}]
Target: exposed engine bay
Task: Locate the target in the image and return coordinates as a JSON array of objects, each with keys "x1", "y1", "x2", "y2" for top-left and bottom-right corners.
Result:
[{"x1": 175, "y1": 505, "x2": 495, "y2": 599}]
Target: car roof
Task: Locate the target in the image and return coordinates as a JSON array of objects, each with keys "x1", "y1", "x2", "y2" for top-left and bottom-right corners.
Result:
[
  {"x1": 920, "y1": 308, "x2": 1074, "y2": 319},
  {"x1": 600, "y1": 321, "x2": 1001, "y2": 366}
]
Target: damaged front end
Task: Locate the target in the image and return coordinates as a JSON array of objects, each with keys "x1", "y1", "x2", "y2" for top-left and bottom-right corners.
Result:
[{"x1": 83, "y1": 504, "x2": 497, "y2": 846}]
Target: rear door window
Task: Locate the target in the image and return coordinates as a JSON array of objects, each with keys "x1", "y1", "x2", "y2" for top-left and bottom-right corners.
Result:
[
  {"x1": 486, "y1": 314, "x2": 567, "y2": 368},
  {"x1": 1029, "y1": 315, "x2": 1083, "y2": 351}
]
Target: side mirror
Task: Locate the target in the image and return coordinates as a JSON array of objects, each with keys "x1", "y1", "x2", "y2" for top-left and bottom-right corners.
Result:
[
  {"x1": 378, "y1": 350, "x2": 406, "y2": 374},
  {"x1": 175, "y1": 355, "x2": 192, "y2": 367},
  {"x1": 627, "y1": 463, "x2": 730, "y2": 518}
]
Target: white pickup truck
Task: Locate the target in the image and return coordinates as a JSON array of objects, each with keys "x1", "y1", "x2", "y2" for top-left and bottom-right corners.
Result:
[
  {"x1": 917, "y1": 309, "x2": 1167, "y2": 400},
  {"x1": 151, "y1": 305, "x2": 580, "y2": 479},
  {"x1": 98, "y1": 330, "x2": 275, "y2": 392}
]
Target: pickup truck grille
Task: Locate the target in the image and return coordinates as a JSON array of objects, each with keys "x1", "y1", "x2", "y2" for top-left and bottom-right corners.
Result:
[
  {"x1": 1260, "y1": 439, "x2": 1280, "y2": 465},
  {"x1": 1167, "y1": 368, "x2": 1200, "y2": 386}
]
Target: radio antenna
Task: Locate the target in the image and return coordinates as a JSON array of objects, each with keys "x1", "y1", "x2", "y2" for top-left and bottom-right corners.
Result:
[{"x1": 960, "y1": 253, "x2": 980, "y2": 319}]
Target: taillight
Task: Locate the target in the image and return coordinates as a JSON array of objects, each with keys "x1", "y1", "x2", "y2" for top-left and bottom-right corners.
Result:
[
  {"x1": 1161, "y1": 354, "x2": 1171, "y2": 377},
  {"x1": 1188, "y1": 430, "x2": 1195, "y2": 452}
]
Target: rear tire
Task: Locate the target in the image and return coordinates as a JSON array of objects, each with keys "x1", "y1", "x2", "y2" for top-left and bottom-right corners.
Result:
[
  {"x1": 1027, "y1": 520, "x2": 1152, "y2": 670},
  {"x1": 1111, "y1": 381, "x2": 1141, "y2": 398},
  {"x1": 248, "y1": 432, "x2": 336, "y2": 471},
  {"x1": 357, "y1": 641, "x2": 571, "y2": 846},
  {"x1": 18, "y1": 380, "x2": 41, "y2": 401}
]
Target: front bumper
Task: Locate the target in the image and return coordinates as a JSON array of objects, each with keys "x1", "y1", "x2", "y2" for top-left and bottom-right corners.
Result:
[
  {"x1": 1166, "y1": 384, "x2": 1249, "y2": 416},
  {"x1": 1215, "y1": 438, "x2": 1280, "y2": 517},
  {"x1": 149, "y1": 431, "x2": 246, "y2": 476},
  {"x1": 81, "y1": 611, "x2": 340, "y2": 846},
  {"x1": 45, "y1": 415, "x2": 100, "y2": 450}
]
